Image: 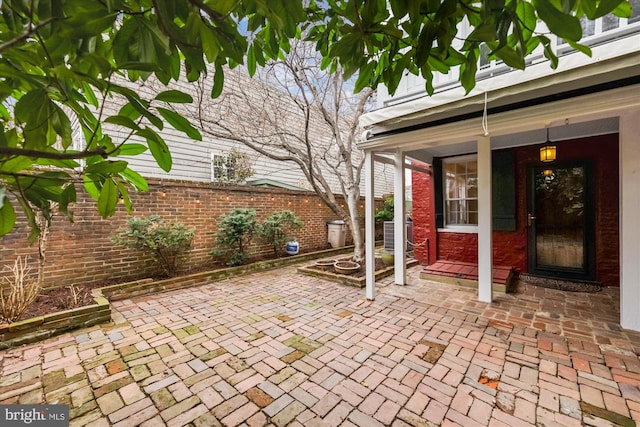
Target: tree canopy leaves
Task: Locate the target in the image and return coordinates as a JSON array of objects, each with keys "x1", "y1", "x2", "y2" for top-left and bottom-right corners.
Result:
[{"x1": 0, "y1": 0, "x2": 632, "y2": 238}]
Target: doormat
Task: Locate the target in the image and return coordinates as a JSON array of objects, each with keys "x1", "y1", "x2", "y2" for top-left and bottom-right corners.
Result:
[{"x1": 519, "y1": 274, "x2": 603, "y2": 293}]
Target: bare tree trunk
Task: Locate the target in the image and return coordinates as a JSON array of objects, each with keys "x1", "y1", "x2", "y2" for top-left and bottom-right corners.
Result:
[
  {"x1": 35, "y1": 211, "x2": 51, "y2": 288},
  {"x1": 345, "y1": 194, "x2": 365, "y2": 262},
  {"x1": 183, "y1": 41, "x2": 378, "y2": 262}
]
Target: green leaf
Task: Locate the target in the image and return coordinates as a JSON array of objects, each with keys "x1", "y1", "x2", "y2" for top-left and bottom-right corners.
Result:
[
  {"x1": 566, "y1": 40, "x2": 592, "y2": 56},
  {"x1": 86, "y1": 160, "x2": 129, "y2": 176},
  {"x1": 138, "y1": 128, "x2": 172, "y2": 172},
  {"x1": 211, "y1": 64, "x2": 225, "y2": 98},
  {"x1": 581, "y1": 0, "x2": 598, "y2": 18},
  {"x1": 58, "y1": 184, "x2": 76, "y2": 222},
  {"x1": 516, "y1": 1, "x2": 537, "y2": 40},
  {"x1": 538, "y1": 35, "x2": 559, "y2": 69},
  {"x1": 120, "y1": 167, "x2": 149, "y2": 191},
  {"x1": 83, "y1": 175, "x2": 101, "y2": 201},
  {"x1": 82, "y1": 81, "x2": 99, "y2": 108},
  {"x1": 0, "y1": 156, "x2": 33, "y2": 174},
  {"x1": 117, "y1": 62, "x2": 161, "y2": 72},
  {"x1": 354, "y1": 61, "x2": 375, "y2": 93},
  {"x1": 493, "y1": 46, "x2": 526, "y2": 69},
  {"x1": 116, "y1": 182, "x2": 132, "y2": 214},
  {"x1": 467, "y1": 22, "x2": 497, "y2": 44},
  {"x1": 118, "y1": 144, "x2": 148, "y2": 156},
  {"x1": 155, "y1": 90, "x2": 194, "y2": 103},
  {"x1": 105, "y1": 115, "x2": 141, "y2": 131},
  {"x1": 157, "y1": 107, "x2": 202, "y2": 140},
  {"x1": 119, "y1": 103, "x2": 142, "y2": 121},
  {"x1": 595, "y1": 0, "x2": 627, "y2": 17},
  {"x1": 200, "y1": 26, "x2": 221, "y2": 63},
  {"x1": 127, "y1": 98, "x2": 164, "y2": 130},
  {"x1": 98, "y1": 179, "x2": 118, "y2": 218},
  {"x1": 247, "y1": 45, "x2": 257, "y2": 77},
  {"x1": 0, "y1": 197, "x2": 16, "y2": 236},
  {"x1": 111, "y1": 85, "x2": 164, "y2": 129},
  {"x1": 415, "y1": 23, "x2": 436, "y2": 67},
  {"x1": 460, "y1": 48, "x2": 478, "y2": 94},
  {"x1": 611, "y1": 0, "x2": 632, "y2": 17},
  {"x1": 534, "y1": 0, "x2": 582, "y2": 41}
]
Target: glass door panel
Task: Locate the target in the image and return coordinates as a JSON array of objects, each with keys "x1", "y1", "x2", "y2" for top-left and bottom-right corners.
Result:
[{"x1": 528, "y1": 163, "x2": 594, "y2": 279}]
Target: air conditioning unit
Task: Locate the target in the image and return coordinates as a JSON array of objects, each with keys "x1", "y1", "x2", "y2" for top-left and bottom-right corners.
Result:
[{"x1": 383, "y1": 221, "x2": 413, "y2": 252}]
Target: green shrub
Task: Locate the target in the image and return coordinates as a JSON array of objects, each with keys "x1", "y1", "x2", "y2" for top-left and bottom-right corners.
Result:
[
  {"x1": 259, "y1": 210, "x2": 304, "y2": 257},
  {"x1": 112, "y1": 215, "x2": 195, "y2": 277},
  {"x1": 375, "y1": 196, "x2": 394, "y2": 224},
  {"x1": 212, "y1": 208, "x2": 258, "y2": 266}
]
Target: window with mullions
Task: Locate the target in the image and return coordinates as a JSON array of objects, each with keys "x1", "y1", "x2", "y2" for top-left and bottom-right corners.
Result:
[{"x1": 444, "y1": 156, "x2": 478, "y2": 226}]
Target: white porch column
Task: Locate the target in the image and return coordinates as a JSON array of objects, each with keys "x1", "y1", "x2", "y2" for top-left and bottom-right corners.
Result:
[
  {"x1": 394, "y1": 149, "x2": 407, "y2": 285},
  {"x1": 477, "y1": 136, "x2": 493, "y2": 302},
  {"x1": 620, "y1": 112, "x2": 640, "y2": 331},
  {"x1": 365, "y1": 150, "x2": 376, "y2": 300}
]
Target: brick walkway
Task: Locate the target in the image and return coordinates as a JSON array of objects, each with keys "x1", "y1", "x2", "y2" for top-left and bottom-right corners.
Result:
[{"x1": 1, "y1": 265, "x2": 640, "y2": 426}]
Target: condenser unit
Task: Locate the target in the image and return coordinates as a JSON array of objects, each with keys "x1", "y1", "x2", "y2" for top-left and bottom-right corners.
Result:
[{"x1": 383, "y1": 221, "x2": 413, "y2": 252}]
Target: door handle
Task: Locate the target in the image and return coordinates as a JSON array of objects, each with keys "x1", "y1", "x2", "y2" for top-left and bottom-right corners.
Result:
[{"x1": 528, "y1": 213, "x2": 536, "y2": 227}]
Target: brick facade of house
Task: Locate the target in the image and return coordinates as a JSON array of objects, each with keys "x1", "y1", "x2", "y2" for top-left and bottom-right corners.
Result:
[{"x1": 412, "y1": 134, "x2": 620, "y2": 286}]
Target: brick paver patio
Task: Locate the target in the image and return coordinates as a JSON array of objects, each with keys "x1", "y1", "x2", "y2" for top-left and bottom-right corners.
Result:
[{"x1": 2, "y1": 265, "x2": 640, "y2": 426}]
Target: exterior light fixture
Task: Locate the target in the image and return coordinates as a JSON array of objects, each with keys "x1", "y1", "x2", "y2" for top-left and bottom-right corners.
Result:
[{"x1": 540, "y1": 128, "x2": 556, "y2": 162}]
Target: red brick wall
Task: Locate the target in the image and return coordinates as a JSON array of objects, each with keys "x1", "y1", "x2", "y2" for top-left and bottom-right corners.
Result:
[
  {"x1": 412, "y1": 134, "x2": 620, "y2": 286},
  {"x1": 411, "y1": 166, "x2": 437, "y2": 265},
  {"x1": 1, "y1": 179, "x2": 364, "y2": 289}
]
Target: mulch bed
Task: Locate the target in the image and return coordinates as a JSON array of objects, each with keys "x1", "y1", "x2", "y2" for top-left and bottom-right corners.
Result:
[{"x1": 18, "y1": 283, "x2": 105, "y2": 321}]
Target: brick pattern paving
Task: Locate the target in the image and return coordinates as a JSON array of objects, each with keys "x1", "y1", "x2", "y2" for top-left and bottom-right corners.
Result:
[{"x1": 1, "y1": 266, "x2": 640, "y2": 426}]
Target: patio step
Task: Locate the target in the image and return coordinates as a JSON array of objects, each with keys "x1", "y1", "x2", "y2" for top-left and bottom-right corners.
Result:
[{"x1": 420, "y1": 260, "x2": 516, "y2": 293}]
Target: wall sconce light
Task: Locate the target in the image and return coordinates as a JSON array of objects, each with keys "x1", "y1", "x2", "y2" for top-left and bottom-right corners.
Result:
[{"x1": 540, "y1": 128, "x2": 556, "y2": 162}]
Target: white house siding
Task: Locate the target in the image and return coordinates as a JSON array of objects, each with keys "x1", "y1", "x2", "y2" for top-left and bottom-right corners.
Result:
[{"x1": 93, "y1": 68, "x2": 394, "y2": 197}]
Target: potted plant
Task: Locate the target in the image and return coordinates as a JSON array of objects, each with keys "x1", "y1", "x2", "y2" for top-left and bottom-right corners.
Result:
[{"x1": 380, "y1": 251, "x2": 394, "y2": 266}]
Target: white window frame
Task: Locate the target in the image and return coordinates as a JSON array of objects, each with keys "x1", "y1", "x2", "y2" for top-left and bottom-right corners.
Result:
[{"x1": 440, "y1": 154, "x2": 479, "y2": 232}]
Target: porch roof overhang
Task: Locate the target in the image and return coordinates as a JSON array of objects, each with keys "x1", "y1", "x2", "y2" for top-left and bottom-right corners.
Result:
[{"x1": 359, "y1": 35, "x2": 640, "y2": 156}]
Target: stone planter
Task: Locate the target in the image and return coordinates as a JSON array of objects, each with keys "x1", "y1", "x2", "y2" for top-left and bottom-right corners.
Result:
[
  {"x1": 315, "y1": 259, "x2": 337, "y2": 270},
  {"x1": 333, "y1": 261, "x2": 360, "y2": 275}
]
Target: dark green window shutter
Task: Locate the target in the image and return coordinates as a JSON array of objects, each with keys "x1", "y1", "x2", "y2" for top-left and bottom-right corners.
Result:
[
  {"x1": 492, "y1": 150, "x2": 516, "y2": 231},
  {"x1": 433, "y1": 157, "x2": 444, "y2": 228}
]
